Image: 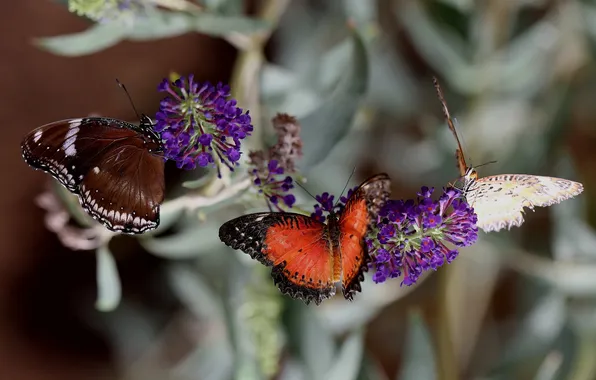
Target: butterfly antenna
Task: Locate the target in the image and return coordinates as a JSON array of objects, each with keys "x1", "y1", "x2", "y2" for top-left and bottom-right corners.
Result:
[
  {"x1": 294, "y1": 179, "x2": 318, "y2": 202},
  {"x1": 116, "y1": 79, "x2": 142, "y2": 120},
  {"x1": 475, "y1": 160, "x2": 498, "y2": 169},
  {"x1": 333, "y1": 166, "x2": 357, "y2": 208}
]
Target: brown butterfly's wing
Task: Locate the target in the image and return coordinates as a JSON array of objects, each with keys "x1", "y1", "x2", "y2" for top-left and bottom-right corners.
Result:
[
  {"x1": 79, "y1": 144, "x2": 165, "y2": 233},
  {"x1": 338, "y1": 173, "x2": 391, "y2": 299},
  {"x1": 219, "y1": 213, "x2": 339, "y2": 305},
  {"x1": 433, "y1": 77, "x2": 468, "y2": 177},
  {"x1": 467, "y1": 174, "x2": 584, "y2": 232},
  {"x1": 21, "y1": 117, "x2": 165, "y2": 234}
]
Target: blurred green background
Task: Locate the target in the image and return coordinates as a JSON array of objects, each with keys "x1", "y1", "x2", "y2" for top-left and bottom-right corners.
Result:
[{"x1": 2, "y1": 0, "x2": 596, "y2": 379}]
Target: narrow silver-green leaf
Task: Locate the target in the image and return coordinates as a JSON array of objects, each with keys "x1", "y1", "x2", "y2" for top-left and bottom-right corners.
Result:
[
  {"x1": 326, "y1": 329, "x2": 365, "y2": 380},
  {"x1": 181, "y1": 172, "x2": 215, "y2": 189},
  {"x1": 127, "y1": 11, "x2": 271, "y2": 40},
  {"x1": 35, "y1": 23, "x2": 126, "y2": 57},
  {"x1": 298, "y1": 29, "x2": 369, "y2": 170},
  {"x1": 284, "y1": 301, "x2": 336, "y2": 380},
  {"x1": 168, "y1": 264, "x2": 223, "y2": 320},
  {"x1": 140, "y1": 220, "x2": 223, "y2": 259},
  {"x1": 35, "y1": 11, "x2": 271, "y2": 57},
  {"x1": 398, "y1": 311, "x2": 437, "y2": 380},
  {"x1": 95, "y1": 245, "x2": 122, "y2": 312},
  {"x1": 490, "y1": 291, "x2": 565, "y2": 371}
]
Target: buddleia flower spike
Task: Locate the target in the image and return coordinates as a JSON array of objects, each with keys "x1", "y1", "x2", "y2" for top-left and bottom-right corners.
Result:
[
  {"x1": 367, "y1": 186, "x2": 478, "y2": 285},
  {"x1": 154, "y1": 75, "x2": 253, "y2": 176}
]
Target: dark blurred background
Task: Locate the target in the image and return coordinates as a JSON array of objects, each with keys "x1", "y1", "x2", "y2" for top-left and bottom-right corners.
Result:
[
  {"x1": 3, "y1": 1, "x2": 596, "y2": 379},
  {"x1": 2, "y1": 2, "x2": 237, "y2": 378}
]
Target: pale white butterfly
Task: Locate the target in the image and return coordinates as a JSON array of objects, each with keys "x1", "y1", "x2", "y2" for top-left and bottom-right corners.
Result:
[{"x1": 433, "y1": 77, "x2": 584, "y2": 233}]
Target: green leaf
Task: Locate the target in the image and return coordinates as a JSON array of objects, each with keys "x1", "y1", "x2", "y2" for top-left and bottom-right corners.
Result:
[
  {"x1": 168, "y1": 264, "x2": 233, "y2": 379},
  {"x1": 298, "y1": 29, "x2": 369, "y2": 170},
  {"x1": 127, "y1": 12, "x2": 271, "y2": 40},
  {"x1": 489, "y1": 291, "x2": 565, "y2": 373},
  {"x1": 52, "y1": 181, "x2": 95, "y2": 228},
  {"x1": 140, "y1": 220, "x2": 223, "y2": 259},
  {"x1": 358, "y1": 355, "x2": 391, "y2": 380},
  {"x1": 174, "y1": 338, "x2": 234, "y2": 380},
  {"x1": 95, "y1": 245, "x2": 122, "y2": 312},
  {"x1": 398, "y1": 311, "x2": 437, "y2": 380},
  {"x1": 35, "y1": 11, "x2": 271, "y2": 57},
  {"x1": 326, "y1": 329, "x2": 365, "y2": 380},
  {"x1": 508, "y1": 250, "x2": 596, "y2": 296},
  {"x1": 35, "y1": 23, "x2": 126, "y2": 57},
  {"x1": 284, "y1": 301, "x2": 336, "y2": 380},
  {"x1": 150, "y1": 206, "x2": 184, "y2": 234},
  {"x1": 181, "y1": 171, "x2": 215, "y2": 189},
  {"x1": 223, "y1": 258, "x2": 263, "y2": 380},
  {"x1": 167, "y1": 264, "x2": 223, "y2": 320}
]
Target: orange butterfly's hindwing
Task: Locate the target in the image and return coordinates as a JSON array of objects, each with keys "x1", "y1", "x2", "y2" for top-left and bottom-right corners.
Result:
[{"x1": 219, "y1": 212, "x2": 338, "y2": 305}]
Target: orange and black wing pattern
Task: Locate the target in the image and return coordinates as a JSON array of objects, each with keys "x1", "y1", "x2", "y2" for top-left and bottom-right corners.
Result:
[
  {"x1": 219, "y1": 212, "x2": 339, "y2": 305},
  {"x1": 338, "y1": 173, "x2": 391, "y2": 299},
  {"x1": 433, "y1": 77, "x2": 468, "y2": 177}
]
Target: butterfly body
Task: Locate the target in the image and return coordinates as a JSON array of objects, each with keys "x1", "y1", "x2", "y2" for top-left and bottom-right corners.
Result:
[
  {"x1": 21, "y1": 116, "x2": 165, "y2": 234},
  {"x1": 219, "y1": 173, "x2": 391, "y2": 305},
  {"x1": 433, "y1": 77, "x2": 584, "y2": 233}
]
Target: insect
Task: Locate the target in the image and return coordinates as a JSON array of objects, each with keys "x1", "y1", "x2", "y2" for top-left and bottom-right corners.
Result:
[
  {"x1": 433, "y1": 77, "x2": 584, "y2": 232},
  {"x1": 218, "y1": 173, "x2": 391, "y2": 305},
  {"x1": 21, "y1": 83, "x2": 165, "y2": 234}
]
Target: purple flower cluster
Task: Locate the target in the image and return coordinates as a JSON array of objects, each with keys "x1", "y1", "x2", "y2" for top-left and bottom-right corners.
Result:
[
  {"x1": 252, "y1": 159, "x2": 296, "y2": 210},
  {"x1": 154, "y1": 75, "x2": 253, "y2": 175},
  {"x1": 310, "y1": 188, "x2": 356, "y2": 223},
  {"x1": 367, "y1": 187, "x2": 478, "y2": 286},
  {"x1": 248, "y1": 113, "x2": 303, "y2": 211}
]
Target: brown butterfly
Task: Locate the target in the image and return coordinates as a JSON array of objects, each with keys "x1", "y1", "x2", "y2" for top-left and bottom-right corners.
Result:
[{"x1": 433, "y1": 77, "x2": 584, "y2": 232}]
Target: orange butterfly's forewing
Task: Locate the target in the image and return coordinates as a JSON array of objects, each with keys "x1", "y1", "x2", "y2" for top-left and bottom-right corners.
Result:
[
  {"x1": 263, "y1": 216, "x2": 339, "y2": 297},
  {"x1": 219, "y1": 212, "x2": 338, "y2": 305}
]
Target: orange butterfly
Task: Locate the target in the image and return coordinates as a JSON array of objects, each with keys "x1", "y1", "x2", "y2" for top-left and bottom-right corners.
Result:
[{"x1": 219, "y1": 173, "x2": 391, "y2": 305}]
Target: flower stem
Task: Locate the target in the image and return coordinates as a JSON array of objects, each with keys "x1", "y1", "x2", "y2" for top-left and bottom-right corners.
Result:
[
  {"x1": 229, "y1": 0, "x2": 290, "y2": 153},
  {"x1": 161, "y1": 177, "x2": 251, "y2": 213}
]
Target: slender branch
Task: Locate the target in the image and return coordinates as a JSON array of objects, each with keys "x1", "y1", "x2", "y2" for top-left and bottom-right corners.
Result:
[{"x1": 161, "y1": 177, "x2": 252, "y2": 213}]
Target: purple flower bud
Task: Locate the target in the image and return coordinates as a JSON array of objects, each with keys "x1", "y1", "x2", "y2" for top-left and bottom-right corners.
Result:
[{"x1": 198, "y1": 133, "x2": 213, "y2": 146}]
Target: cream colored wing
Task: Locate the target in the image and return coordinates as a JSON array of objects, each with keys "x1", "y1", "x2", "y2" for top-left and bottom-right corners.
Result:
[{"x1": 465, "y1": 174, "x2": 584, "y2": 233}]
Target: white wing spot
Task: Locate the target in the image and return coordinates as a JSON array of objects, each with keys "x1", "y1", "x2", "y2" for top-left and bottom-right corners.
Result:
[
  {"x1": 63, "y1": 125, "x2": 80, "y2": 157},
  {"x1": 93, "y1": 167, "x2": 100, "y2": 174},
  {"x1": 33, "y1": 130, "x2": 43, "y2": 143}
]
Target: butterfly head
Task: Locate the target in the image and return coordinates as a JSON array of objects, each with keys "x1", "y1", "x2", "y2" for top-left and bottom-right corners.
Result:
[
  {"x1": 140, "y1": 114, "x2": 154, "y2": 127},
  {"x1": 136, "y1": 114, "x2": 163, "y2": 153},
  {"x1": 464, "y1": 167, "x2": 478, "y2": 181},
  {"x1": 460, "y1": 167, "x2": 478, "y2": 194}
]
